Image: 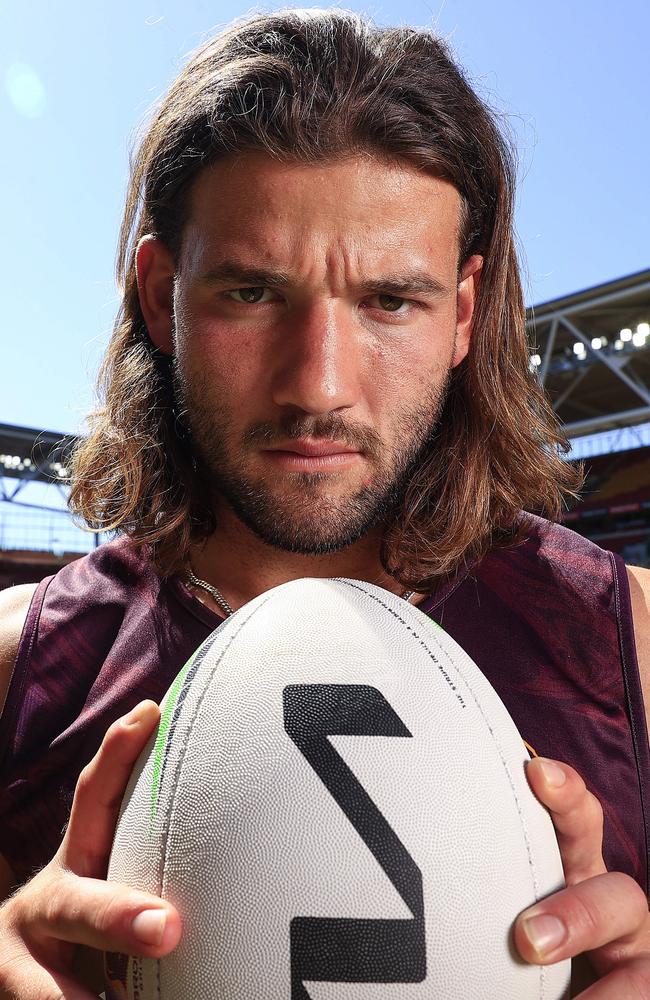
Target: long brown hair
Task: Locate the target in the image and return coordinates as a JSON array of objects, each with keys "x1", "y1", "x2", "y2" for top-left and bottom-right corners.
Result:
[{"x1": 69, "y1": 8, "x2": 582, "y2": 587}]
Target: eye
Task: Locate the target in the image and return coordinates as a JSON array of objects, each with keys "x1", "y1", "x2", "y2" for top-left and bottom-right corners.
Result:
[
  {"x1": 226, "y1": 287, "x2": 274, "y2": 304},
  {"x1": 370, "y1": 294, "x2": 411, "y2": 314}
]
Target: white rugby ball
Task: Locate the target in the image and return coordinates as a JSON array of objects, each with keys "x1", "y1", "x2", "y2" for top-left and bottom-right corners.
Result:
[{"x1": 104, "y1": 578, "x2": 570, "y2": 999}]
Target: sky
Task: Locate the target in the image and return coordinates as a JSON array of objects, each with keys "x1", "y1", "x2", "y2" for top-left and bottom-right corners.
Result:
[{"x1": 1, "y1": 0, "x2": 649, "y2": 437}]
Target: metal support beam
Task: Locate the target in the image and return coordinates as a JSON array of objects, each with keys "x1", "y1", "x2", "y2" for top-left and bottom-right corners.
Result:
[
  {"x1": 620, "y1": 362, "x2": 650, "y2": 395},
  {"x1": 0, "y1": 496, "x2": 74, "y2": 515},
  {"x1": 8, "y1": 478, "x2": 29, "y2": 501},
  {"x1": 527, "y1": 279, "x2": 650, "y2": 328},
  {"x1": 553, "y1": 366, "x2": 590, "y2": 411},
  {"x1": 539, "y1": 317, "x2": 558, "y2": 386},
  {"x1": 561, "y1": 317, "x2": 650, "y2": 407},
  {"x1": 563, "y1": 406, "x2": 650, "y2": 437}
]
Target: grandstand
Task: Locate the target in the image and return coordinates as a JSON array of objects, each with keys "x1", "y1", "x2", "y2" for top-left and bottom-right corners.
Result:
[
  {"x1": 0, "y1": 423, "x2": 97, "y2": 587},
  {"x1": 1, "y1": 266, "x2": 649, "y2": 587},
  {"x1": 528, "y1": 267, "x2": 650, "y2": 564},
  {"x1": 564, "y1": 447, "x2": 650, "y2": 564}
]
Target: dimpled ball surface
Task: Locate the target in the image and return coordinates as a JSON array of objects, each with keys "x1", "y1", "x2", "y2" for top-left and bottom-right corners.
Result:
[{"x1": 105, "y1": 577, "x2": 570, "y2": 999}]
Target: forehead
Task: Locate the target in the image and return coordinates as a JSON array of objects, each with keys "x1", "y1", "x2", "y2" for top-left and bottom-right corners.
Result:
[{"x1": 181, "y1": 152, "x2": 462, "y2": 273}]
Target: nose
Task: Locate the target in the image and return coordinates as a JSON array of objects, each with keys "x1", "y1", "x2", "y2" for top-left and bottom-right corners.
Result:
[{"x1": 270, "y1": 299, "x2": 361, "y2": 415}]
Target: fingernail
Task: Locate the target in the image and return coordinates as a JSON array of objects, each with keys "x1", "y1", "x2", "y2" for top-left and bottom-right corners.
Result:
[
  {"x1": 538, "y1": 758, "x2": 566, "y2": 787},
  {"x1": 123, "y1": 701, "x2": 153, "y2": 728},
  {"x1": 132, "y1": 908, "x2": 167, "y2": 945},
  {"x1": 521, "y1": 912, "x2": 566, "y2": 956}
]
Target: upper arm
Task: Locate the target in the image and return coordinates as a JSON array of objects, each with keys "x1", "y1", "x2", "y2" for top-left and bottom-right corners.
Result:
[
  {"x1": 0, "y1": 583, "x2": 37, "y2": 903},
  {"x1": 625, "y1": 565, "x2": 650, "y2": 740},
  {"x1": 0, "y1": 582, "x2": 38, "y2": 721}
]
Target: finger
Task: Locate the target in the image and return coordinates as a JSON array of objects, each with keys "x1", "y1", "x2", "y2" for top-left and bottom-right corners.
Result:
[
  {"x1": 514, "y1": 871, "x2": 648, "y2": 968},
  {"x1": 526, "y1": 756, "x2": 606, "y2": 883},
  {"x1": 22, "y1": 870, "x2": 182, "y2": 958},
  {"x1": 571, "y1": 957, "x2": 650, "y2": 999},
  {"x1": 59, "y1": 699, "x2": 161, "y2": 878}
]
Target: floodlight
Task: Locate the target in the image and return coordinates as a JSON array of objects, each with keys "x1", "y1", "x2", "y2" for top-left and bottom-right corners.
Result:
[
  {"x1": 591, "y1": 337, "x2": 602, "y2": 350},
  {"x1": 638, "y1": 322, "x2": 650, "y2": 337},
  {"x1": 573, "y1": 342, "x2": 586, "y2": 355},
  {"x1": 632, "y1": 331, "x2": 646, "y2": 347},
  {"x1": 620, "y1": 328, "x2": 633, "y2": 341},
  {"x1": 614, "y1": 340, "x2": 624, "y2": 350}
]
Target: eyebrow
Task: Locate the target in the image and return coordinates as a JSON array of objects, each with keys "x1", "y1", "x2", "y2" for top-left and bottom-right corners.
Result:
[{"x1": 199, "y1": 260, "x2": 451, "y2": 298}]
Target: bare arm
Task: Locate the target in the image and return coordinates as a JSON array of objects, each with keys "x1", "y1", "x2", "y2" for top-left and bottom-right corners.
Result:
[
  {"x1": 0, "y1": 582, "x2": 37, "y2": 719},
  {"x1": 0, "y1": 854, "x2": 17, "y2": 906},
  {"x1": 0, "y1": 583, "x2": 37, "y2": 904},
  {"x1": 626, "y1": 565, "x2": 650, "y2": 738}
]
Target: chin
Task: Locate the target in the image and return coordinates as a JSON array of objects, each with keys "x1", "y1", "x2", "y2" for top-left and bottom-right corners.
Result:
[{"x1": 233, "y1": 495, "x2": 384, "y2": 556}]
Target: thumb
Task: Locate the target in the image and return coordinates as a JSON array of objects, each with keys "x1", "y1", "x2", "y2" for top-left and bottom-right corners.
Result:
[{"x1": 29, "y1": 870, "x2": 182, "y2": 958}]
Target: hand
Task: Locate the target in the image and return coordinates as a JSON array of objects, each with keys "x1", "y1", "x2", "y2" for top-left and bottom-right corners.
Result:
[
  {"x1": 514, "y1": 757, "x2": 650, "y2": 998},
  {"x1": 0, "y1": 700, "x2": 182, "y2": 999}
]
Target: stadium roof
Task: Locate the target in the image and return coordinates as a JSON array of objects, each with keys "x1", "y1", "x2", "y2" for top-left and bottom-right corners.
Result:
[
  {"x1": 526, "y1": 267, "x2": 650, "y2": 437},
  {"x1": 0, "y1": 422, "x2": 76, "y2": 489}
]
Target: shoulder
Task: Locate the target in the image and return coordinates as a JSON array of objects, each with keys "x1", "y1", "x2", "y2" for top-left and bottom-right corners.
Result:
[
  {"x1": 0, "y1": 538, "x2": 155, "y2": 720},
  {"x1": 495, "y1": 513, "x2": 612, "y2": 570},
  {"x1": 479, "y1": 514, "x2": 615, "y2": 604},
  {"x1": 42, "y1": 537, "x2": 160, "y2": 617},
  {"x1": 0, "y1": 582, "x2": 39, "y2": 716},
  {"x1": 514, "y1": 513, "x2": 611, "y2": 567},
  {"x1": 57, "y1": 535, "x2": 154, "y2": 587}
]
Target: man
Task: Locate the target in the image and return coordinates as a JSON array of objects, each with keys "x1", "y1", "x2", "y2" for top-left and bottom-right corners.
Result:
[{"x1": 1, "y1": 8, "x2": 650, "y2": 996}]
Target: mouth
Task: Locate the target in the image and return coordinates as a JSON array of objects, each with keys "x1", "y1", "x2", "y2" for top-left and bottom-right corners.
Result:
[
  {"x1": 261, "y1": 438, "x2": 363, "y2": 470},
  {"x1": 265, "y1": 438, "x2": 361, "y2": 457}
]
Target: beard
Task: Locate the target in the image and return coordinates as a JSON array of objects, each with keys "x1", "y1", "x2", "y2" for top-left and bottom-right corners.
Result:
[{"x1": 172, "y1": 358, "x2": 450, "y2": 556}]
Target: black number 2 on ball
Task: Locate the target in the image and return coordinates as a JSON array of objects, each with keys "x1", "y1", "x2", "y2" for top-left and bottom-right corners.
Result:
[{"x1": 283, "y1": 684, "x2": 427, "y2": 998}]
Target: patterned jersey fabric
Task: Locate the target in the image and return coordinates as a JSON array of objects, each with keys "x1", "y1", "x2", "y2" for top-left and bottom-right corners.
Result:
[{"x1": 0, "y1": 514, "x2": 648, "y2": 894}]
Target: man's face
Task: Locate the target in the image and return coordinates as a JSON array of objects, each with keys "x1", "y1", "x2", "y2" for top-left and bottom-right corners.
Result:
[{"x1": 141, "y1": 152, "x2": 481, "y2": 555}]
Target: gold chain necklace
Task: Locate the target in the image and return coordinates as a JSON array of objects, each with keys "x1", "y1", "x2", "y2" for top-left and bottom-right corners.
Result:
[{"x1": 187, "y1": 567, "x2": 416, "y2": 618}]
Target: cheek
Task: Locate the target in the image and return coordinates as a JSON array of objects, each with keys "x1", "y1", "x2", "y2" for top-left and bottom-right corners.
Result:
[
  {"x1": 365, "y1": 337, "x2": 452, "y2": 411},
  {"x1": 177, "y1": 317, "x2": 267, "y2": 400}
]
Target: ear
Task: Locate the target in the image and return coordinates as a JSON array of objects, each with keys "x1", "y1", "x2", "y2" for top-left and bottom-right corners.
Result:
[
  {"x1": 452, "y1": 254, "x2": 483, "y2": 367},
  {"x1": 135, "y1": 235, "x2": 176, "y2": 354}
]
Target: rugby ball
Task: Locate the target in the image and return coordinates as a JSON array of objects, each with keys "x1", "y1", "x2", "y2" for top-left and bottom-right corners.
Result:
[{"x1": 104, "y1": 578, "x2": 570, "y2": 999}]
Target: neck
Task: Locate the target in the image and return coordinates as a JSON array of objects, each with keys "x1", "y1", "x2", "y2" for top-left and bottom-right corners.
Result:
[{"x1": 187, "y1": 504, "x2": 416, "y2": 613}]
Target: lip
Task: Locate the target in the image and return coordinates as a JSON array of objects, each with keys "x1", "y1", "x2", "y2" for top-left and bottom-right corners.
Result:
[{"x1": 264, "y1": 439, "x2": 361, "y2": 457}]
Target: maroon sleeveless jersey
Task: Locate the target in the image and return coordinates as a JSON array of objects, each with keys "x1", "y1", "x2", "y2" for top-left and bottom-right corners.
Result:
[{"x1": 1, "y1": 514, "x2": 649, "y2": 897}]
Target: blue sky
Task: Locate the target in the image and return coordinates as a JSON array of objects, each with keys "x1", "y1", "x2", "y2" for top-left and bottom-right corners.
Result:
[{"x1": 1, "y1": 0, "x2": 649, "y2": 435}]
